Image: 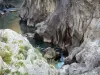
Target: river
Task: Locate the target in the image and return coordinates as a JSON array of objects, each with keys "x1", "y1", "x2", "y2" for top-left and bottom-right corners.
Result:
[{"x1": 0, "y1": 12, "x2": 21, "y2": 33}]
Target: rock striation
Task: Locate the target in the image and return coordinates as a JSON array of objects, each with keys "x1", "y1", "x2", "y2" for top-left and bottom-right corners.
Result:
[{"x1": 20, "y1": 0, "x2": 100, "y2": 75}]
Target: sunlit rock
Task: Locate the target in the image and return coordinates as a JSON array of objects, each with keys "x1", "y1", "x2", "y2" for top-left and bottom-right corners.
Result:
[{"x1": 0, "y1": 29, "x2": 58, "y2": 75}]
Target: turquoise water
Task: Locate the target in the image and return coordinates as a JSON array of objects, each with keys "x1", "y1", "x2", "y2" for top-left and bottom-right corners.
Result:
[{"x1": 56, "y1": 62, "x2": 64, "y2": 69}]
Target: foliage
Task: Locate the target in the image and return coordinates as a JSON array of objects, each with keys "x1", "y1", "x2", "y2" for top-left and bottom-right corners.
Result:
[{"x1": 2, "y1": 36, "x2": 8, "y2": 43}]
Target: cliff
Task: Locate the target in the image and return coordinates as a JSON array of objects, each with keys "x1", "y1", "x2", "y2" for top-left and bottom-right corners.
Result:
[
  {"x1": 20, "y1": 0, "x2": 100, "y2": 49},
  {"x1": 20, "y1": 0, "x2": 99, "y2": 51},
  {"x1": 20, "y1": 0, "x2": 100, "y2": 75}
]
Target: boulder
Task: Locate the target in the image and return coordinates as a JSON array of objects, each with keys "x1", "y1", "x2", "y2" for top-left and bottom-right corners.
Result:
[
  {"x1": 0, "y1": 29, "x2": 58, "y2": 75},
  {"x1": 44, "y1": 47, "x2": 56, "y2": 62}
]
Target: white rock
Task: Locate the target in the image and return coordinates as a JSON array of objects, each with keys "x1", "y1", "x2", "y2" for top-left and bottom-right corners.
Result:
[{"x1": 0, "y1": 29, "x2": 58, "y2": 75}]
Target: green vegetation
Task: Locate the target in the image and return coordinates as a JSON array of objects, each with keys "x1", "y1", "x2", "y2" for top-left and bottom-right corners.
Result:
[
  {"x1": 16, "y1": 71, "x2": 21, "y2": 75},
  {"x1": 0, "y1": 46, "x2": 12, "y2": 64},
  {"x1": 17, "y1": 61, "x2": 24, "y2": 67},
  {"x1": 15, "y1": 61, "x2": 24, "y2": 67},
  {"x1": 16, "y1": 53, "x2": 25, "y2": 60},
  {"x1": 12, "y1": 41, "x2": 17, "y2": 44},
  {"x1": 19, "y1": 45, "x2": 30, "y2": 51},
  {"x1": 12, "y1": 71, "x2": 28, "y2": 75},
  {"x1": 5, "y1": 45, "x2": 11, "y2": 51},
  {"x1": 0, "y1": 45, "x2": 12, "y2": 64},
  {"x1": 2, "y1": 50, "x2": 12, "y2": 64},
  {"x1": 11, "y1": 71, "x2": 21, "y2": 75},
  {"x1": 50, "y1": 64, "x2": 55, "y2": 69},
  {"x1": 19, "y1": 45, "x2": 30, "y2": 59},
  {"x1": 4, "y1": 69, "x2": 11, "y2": 74},
  {"x1": 24, "y1": 73, "x2": 28, "y2": 75},
  {"x1": 2, "y1": 36, "x2": 8, "y2": 43},
  {"x1": 19, "y1": 40, "x2": 23, "y2": 43}
]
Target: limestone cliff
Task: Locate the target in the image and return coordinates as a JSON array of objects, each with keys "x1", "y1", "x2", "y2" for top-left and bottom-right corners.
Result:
[
  {"x1": 20, "y1": 0, "x2": 100, "y2": 51},
  {"x1": 20, "y1": 0, "x2": 100, "y2": 75}
]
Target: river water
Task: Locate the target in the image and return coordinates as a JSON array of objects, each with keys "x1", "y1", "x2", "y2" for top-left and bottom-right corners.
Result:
[{"x1": 0, "y1": 11, "x2": 21, "y2": 33}]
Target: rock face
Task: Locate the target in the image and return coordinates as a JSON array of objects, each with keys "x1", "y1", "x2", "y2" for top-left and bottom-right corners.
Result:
[
  {"x1": 60, "y1": 22, "x2": 100, "y2": 75},
  {"x1": 20, "y1": 0, "x2": 100, "y2": 75},
  {"x1": 19, "y1": 0, "x2": 80, "y2": 50},
  {"x1": 0, "y1": 29, "x2": 58, "y2": 75}
]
